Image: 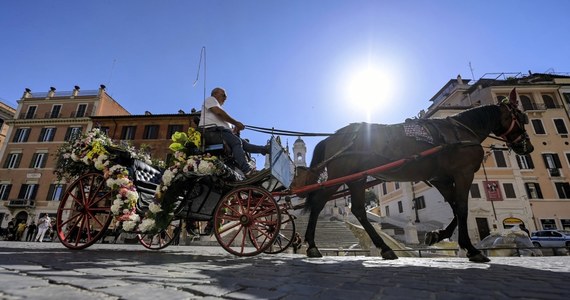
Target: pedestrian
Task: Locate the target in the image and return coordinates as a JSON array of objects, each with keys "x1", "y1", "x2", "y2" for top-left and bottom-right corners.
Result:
[
  {"x1": 26, "y1": 221, "x2": 37, "y2": 241},
  {"x1": 35, "y1": 214, "x2": 52, "y2": 242},
  {"x1": 16, "y1": 220, "x2": 27, "y2": 241},
  {"x1": 6, "y1": 218, "x2": 15, "y2": 241},
  {"x1": 520, "y1": 223, "x2": 530, "y2": 236}
]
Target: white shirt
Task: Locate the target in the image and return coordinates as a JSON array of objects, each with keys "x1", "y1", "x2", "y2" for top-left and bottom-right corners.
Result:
[{"x1": 199, "y1": 96, "x2": 232, "y2": 129}]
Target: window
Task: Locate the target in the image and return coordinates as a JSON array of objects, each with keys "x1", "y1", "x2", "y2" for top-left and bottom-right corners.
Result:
[
  {"x1": 0, "y1": 119, "x2": 3, "y2": 131},
  {"x1": 553, "y1": 119, "x2": 568, "y2": 134},
  {"x1": 385, "y1": 205, "x2": 390, "y2": 216},
  {"x1": 540, "y1": 219, "x2": 557, "y2": 230},
  {"x1": 381, "y1": 182, "x2": 387, "y2": 195},
  {"x1": 99, "y1": 126, "x2": 110, "y2": 135},
  {"x1": 555, "y1": 182, "x2": 570, "y2": 199},
  {"x1": 531, "y1": 119, "x2": 546, "y2": 134},
  {"x1": 494, "y1": 151, "x2": 507, "y2": 168},
  {"x1": 143, "y1": 125, "x2": 159, "y2": 139},
  {"x1": 3, "y1": 153, "x2": 21, "y2": 169},
  {"x1": 30, "y1": 153, "x2": 47, "y2": 169},
  {"x1": 542, "y1": 95, "x2": 557, "y2": 109},
  {"x1": 18, "y1": 184, "x2": 38, "y2": 200},
  {"x1": 38, "y1": 127, "x2": 57, "y2": 142},
  {"x1": 25, "y1": 106, "x2": 37, "y2": 119},
  {"x1": 121, "y1": 126, "x2": 136, "y2": 140},
  {"x1": 563, "y1": 93, "x2": 570, "y2": 105},
  {"x1": 47, "y1": 184, "x2": 66, "y2": 201},
  {"x1": 520, "y1": 95, "x2": 535, "y2": 111},
  {"x1": 470, "y1": 184, "x2": 481, "y2": 198},
  {"x1": 413, "y1": 196, "x2": 426, "y2": 210},
  {"x1": 397, "y1": 201, "x2": 403, "y2": 213},
  {"x1": 516, "y1": 154, "x2": 534, "y2": 169},
  {"x1": 76, "y1": 104, "x2": 87, "y2": 117},
  {"x1": 502, "y1": 183, "x2": 516, "y2": 199},
  {"x1": 0, "y1": 184, "x2": 12, "y2": 200},
  {"x1": 394, "y1": 182, "x2": 400, "y2": 190},
  {"x1": 65, "y1": 127, "x2": 82, "y2": 141},
  {"x1": 12, "y1": 128, "x2": 30, "y2": 143},
  {"x1": 167, "y1": 124, "x2": 183, "y2": 139},
  {"x1": 525, "y1": 182, "x2": 543, "y2": 199},
  {"x1": 50, "y1": 105, "x2": 61, "y2": 118},
  {"x1": 542, "y1": 153, "x2": 562, "y2": 169}
]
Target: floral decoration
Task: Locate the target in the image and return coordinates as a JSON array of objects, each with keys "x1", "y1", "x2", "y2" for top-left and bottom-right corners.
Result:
[{"x1": 55, "y1": 127, "x2": 222, "y2": 234}]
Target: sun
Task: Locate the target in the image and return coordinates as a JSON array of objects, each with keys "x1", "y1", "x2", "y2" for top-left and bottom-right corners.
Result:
[{"x1": 346, "y1": 66, "x2": 393, "y2": 113}]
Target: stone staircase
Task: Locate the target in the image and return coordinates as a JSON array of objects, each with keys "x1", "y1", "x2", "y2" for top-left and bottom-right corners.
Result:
[{"x1": 292, "y1": 213, "x2": 361, "y2": 249}]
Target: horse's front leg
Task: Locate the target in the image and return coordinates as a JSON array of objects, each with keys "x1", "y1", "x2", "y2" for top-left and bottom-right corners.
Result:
[
  {"x1": 304, "y1": 191, "x2": 330, "y2": 258},
  {"x1": 454, "y1": 176, "x2": 490, "y2": 263},
  {"x1": 425, "y1": 217, "x2": 457, "y2": 246},
  {"x1": 426, "y1": 180, "x2": 458, "y2": 246},
  {"x1": 349, "y1": 182, "x2": 397, "y2": 260}
]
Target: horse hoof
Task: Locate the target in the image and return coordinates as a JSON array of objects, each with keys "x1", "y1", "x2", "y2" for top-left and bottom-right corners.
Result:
[
  {"x1": 468, "y1": 253, "x2": 490, "y2": 263},
  {"x1": 424, "y1": 231, "x2": 440, "y2": 246},
  {"x1": 307, "y1": 247, "x2": 323, "y2": 258},
  {"x1": 381, "y1": 250, "x2": 398, "y2": 260}
]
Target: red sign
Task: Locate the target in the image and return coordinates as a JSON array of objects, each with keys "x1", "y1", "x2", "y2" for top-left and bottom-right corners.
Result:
[{"x1": 483, "y1": 180, "x2": 503, "y2": 201}]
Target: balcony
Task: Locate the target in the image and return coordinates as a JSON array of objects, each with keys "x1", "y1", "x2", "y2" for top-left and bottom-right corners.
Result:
[{"x1": 5, "y1": 199, "x2": 36, "y2": 208}]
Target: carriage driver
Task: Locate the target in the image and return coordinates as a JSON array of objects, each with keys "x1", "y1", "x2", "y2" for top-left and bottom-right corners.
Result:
[{"x1": 199, "y1": 87, "x2": 269, "y2": 177}]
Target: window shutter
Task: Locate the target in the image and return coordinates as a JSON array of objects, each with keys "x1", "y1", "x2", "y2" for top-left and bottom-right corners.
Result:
[
  {"x1": 65, "y1": 127, "x2": 71, "y2": 140},
  {"x1": 12, "y1": 129, "x2": 20, "y2": 142},
  {"x1": 41, "y1": 154, "x2": 47, "y2": 168},
  {"x1": 29, "y1": 153, "x2": 38, "y2": 168},
  {"x1": 59, "y1": 184, "x2": 67, "y2": 200},
  {"x1": 15, "y1": 154, "x2": 21, "y2": 168},
  {"x1": 18, "y1": 184, "x2": 27, "y2": 199},
  {"x1": 30, "y1": 185, "x2": 38, "y2": 200},
  {"x1": 528, "y1": 155, "x2": 535, "y2": 169},
  {"x1": 23, "y1": 128, "x2": 30, "y2": 142},
  {"x1": 38, "y1": 128, "x2": 46, "y2": 142},
  {"x1": 536, "y1": 184, "x2": 543, "y2": 199},
  {"x1": 553, "y1": 154, "x2": 562, "y2": 168},
  {"x1": 47, "y1": 184, "x2": 55, "y2": 200}
]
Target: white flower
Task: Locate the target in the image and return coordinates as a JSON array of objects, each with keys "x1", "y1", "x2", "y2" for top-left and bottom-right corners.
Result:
[
  {"x1": 198, "y1": 160, "x2": 213, "y2": 174},
  {"x1": 122, "y1": 221, "x2": 137, "y2": 232},
  {"x1": 149, "y1": 203, "x2": 163, "y2": 214},
  {"x1": 138, "y1": 218, "x2": 156, "y2": 233},
  {"x1": 71, "y1": 153, "x2": 79, "y2": 161},
  {"x1": 111, "y1": 204, "x2": 121, "y2": 214},
  {"x1": 126, "y1": 190, "x2": 138, "y2": 202},
  {"x1": 129, "y1": 214, "x2": 140, "y2": 222}
]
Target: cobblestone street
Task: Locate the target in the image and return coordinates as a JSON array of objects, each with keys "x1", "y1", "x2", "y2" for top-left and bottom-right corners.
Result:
[{"x1": 0, "y1": 241, "x2": 569, "y2": 299}]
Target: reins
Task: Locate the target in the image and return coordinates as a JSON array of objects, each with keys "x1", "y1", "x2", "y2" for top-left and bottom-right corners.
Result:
[{"x1": 245, "y1": 125, "x2": 333, "y2": 137}]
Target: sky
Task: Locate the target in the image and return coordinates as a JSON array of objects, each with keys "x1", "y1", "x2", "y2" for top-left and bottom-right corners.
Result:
[{"x1": 1, "y1": 1, "x2": 570, "y2": 168}]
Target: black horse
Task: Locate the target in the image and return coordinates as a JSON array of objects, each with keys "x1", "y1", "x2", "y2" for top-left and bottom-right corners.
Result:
[{"x1": 293, "y1": 89, "x2": 533, "y2": 263}]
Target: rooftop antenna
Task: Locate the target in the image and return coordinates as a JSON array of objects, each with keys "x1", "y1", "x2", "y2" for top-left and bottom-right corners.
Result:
[
  {"x1": 469, "y1": 61, "x2": 476, "y2": 80},
  {"x1": 193, "y1": 46, "x2": 207, "y2": 103}
]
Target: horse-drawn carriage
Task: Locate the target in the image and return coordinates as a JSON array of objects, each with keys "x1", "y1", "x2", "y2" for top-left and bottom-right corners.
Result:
[
  {"x1": 55, "y1": 128, "x2": 298, "y2": 256},
  {"x1": 55, "y1": 89, "x2": 534, "y2": 262}
]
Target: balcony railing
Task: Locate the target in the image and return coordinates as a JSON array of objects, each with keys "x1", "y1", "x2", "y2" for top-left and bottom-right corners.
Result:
[{"x1": 5, "y1": 199, "x2": 35, "y2": 208}]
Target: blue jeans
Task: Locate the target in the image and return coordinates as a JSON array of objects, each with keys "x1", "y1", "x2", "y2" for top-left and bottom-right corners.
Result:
[{"x1": 220, "y1": 129, "x2": 266, "y2": 173}]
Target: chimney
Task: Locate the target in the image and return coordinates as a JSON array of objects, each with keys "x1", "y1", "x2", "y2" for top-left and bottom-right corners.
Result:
[
  {"x1": 457, "y1": 74, "x2": 463, "y2": 85},
  {"x1": 144, "y1": 111, "x2": 152, "y2": 115},
  {"x1": 23, "y1": 88, "x2": 32, "y2": 99},
  {"x1": 100, "y1": 84, "x2": 106, "y2": 91},
  {"x1": 48, "y1": 86, "x2": 56, "y2": 97},
  {"x1": 178, "y1": 109, "x2": 185, "y2": 114},
  {"x1": 72, "y1": 85, "x2": 80, "y2": 97}
]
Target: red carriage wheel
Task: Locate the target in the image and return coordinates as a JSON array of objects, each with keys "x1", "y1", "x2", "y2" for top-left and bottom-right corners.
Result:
[
  {"x1": 56, "y1": 173, "x2": 114, "y2": 250},
  {"x1": 137, "y1": 218, "x2": 182, "y2": 250},
  {"x1": 263, "y1": 209, "x2": 296, "y2": 254},
  {"x1": 213, "y1": 186, "x2": 281, "y2": 256}
]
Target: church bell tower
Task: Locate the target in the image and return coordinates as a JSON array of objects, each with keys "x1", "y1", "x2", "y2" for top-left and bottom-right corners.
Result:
[{"x1": 292, "y1": 136, "x2": 307, "y2": 167}]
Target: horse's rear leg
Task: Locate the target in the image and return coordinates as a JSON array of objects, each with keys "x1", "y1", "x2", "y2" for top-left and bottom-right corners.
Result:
[
  {"x1": 425, "y1": 180, "x2": 458, "y2": 246},
  {"x1": 349, "y1": 182, "x2": 397, "y2": 260}
]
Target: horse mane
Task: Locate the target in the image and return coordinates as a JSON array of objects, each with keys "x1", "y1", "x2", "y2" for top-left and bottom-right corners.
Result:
[{"x1": 449, "y1": 104, "x2": 502, "y2": 136}]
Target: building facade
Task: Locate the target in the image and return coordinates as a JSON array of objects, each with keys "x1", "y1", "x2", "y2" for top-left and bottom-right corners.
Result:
[
  {"x1": 376, "y1": 73, "x2": 570, "y2": 243},
  {"x1": 0, "y1": 85, "x2": 130, "y2": 227}
]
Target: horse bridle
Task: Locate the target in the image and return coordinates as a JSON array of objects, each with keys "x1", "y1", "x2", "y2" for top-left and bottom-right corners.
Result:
[{"x1": 495, "y1": 104, "x2": 530, "y2": 148}]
